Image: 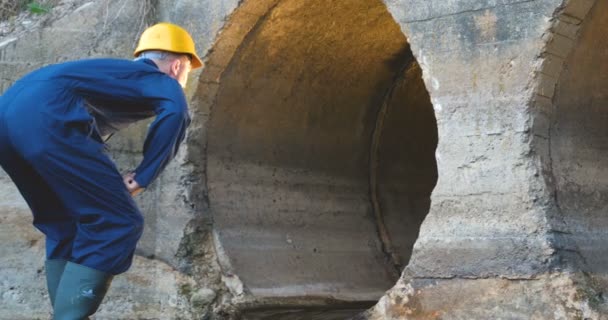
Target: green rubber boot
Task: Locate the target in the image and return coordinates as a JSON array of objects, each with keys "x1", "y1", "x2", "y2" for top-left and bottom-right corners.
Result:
[
  {"x1": 45, "y1": 259, "x2": 68, "y2": 306},
  {"x1": 52, "y1": 262, "x2": 113, "y2": 320}
]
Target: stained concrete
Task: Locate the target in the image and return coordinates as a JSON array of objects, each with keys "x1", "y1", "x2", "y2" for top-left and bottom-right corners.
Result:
[
  {"x1": 364, "y1": 0, "x2": 608, "y2": 318},
  {"x1": 551, "y1": 0, "x2": 608, "y2": 275},
  {"x1": 386, "y1": 0, "x2": 563, "y2": 279},
  {"x1": 205, "y1": 0, "x2": 435, "y2": 301},
  {"x1": 1, "y1": 0, "x2": 608, "y2": 319},
  {"x1": 0, "y1": 1, "x2": 219, "y2": 319},
  {"x1": 364, "y1": 274, "x2": 604, "y2": 320}
]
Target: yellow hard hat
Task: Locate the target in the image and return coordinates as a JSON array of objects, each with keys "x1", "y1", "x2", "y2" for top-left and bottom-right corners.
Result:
[{"x1": 134, "y1": 22, "x2": 203, "y2": 69}]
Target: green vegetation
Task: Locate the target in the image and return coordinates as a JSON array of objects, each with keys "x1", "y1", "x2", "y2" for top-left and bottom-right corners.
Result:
[
  {"x1": 26, "y1": 2, "x2": 52, "y2": 14},
  {"x1": 0, "y1": 0, "x2": 57, "y2": 20}
]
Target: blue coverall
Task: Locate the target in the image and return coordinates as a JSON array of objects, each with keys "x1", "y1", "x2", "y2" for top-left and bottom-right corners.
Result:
[{"x1": 0, "y1": 58, "x2": 190, "y2": 275}]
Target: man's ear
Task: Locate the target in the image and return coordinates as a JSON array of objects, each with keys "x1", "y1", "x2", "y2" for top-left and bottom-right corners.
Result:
[{"x1": 170, "y1": 59, "x2": 182, "y2": 77}]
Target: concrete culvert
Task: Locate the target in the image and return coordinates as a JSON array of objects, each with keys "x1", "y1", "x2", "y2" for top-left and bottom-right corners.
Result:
[
  {"x1": 197, "y1": 0, "x2": 438, "y2": 315},
  {"x1": 551, "y1": 0, "x2": 608, "y2": 278}
]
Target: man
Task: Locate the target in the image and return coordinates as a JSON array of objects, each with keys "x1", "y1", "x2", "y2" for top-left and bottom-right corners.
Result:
[{"x1": 0, "y1": 22, "x2": 203, "y2": 319}]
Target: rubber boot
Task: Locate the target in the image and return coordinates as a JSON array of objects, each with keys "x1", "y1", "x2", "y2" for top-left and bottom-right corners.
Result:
[
  {"x1": 53, "y1": 262, "x2": 113, "y2": 320},
  {"x1": 45, "y1": 259, "x2": 68, "y2": 306}
]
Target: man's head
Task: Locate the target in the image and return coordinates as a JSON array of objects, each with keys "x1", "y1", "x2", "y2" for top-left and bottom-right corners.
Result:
[
  {"x1": 134, "y1": 23, "x2": 203, "y2": 88},
  {"x1": 137, "y1": 50, "x2": 192, "y2": 88}
]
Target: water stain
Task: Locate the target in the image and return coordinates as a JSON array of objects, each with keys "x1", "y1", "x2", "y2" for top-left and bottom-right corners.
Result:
[{"x1": 241, "y1": 306, "x2": 369, "y2": 320}]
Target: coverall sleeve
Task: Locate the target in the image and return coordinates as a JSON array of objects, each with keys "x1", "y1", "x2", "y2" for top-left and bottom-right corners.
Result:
[
  {"x1": 133, "y1": 96, "x2": 190, "y2": 188},
  {"x1": 69, "y1": 69, "x2": 191, "y2": 188}
]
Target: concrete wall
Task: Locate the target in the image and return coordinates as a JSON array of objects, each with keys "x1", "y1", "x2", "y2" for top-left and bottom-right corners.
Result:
[
  {"x1": 385, "y1": 0, "x2": 560, "y2": 278},
  {"x1": 365, "y1": 0, "x2": 608, "y2": 318},
  {"x1": 0, "y1": 2, "x2": 174, "y2": 319},
  {"x1": 1, "y1": 0, "x2": 608, "y2": 319},
  {"x1": 0, "y1": 1, "x2": 231, "y2": 318}
]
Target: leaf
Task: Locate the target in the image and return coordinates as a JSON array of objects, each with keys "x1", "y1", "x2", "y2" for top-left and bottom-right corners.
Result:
[{"x1": 27, "y1": 2, "x2": 51, "y2": 14}]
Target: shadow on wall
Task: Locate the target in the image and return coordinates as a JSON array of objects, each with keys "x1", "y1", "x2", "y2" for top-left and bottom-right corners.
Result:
[{"x1": 195, "y1": 0, "x2": 437, "y2": 304}]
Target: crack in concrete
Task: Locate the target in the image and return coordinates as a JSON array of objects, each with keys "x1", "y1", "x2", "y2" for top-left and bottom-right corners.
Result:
[
  {"x1": 412, "y1": 275, "x2": 541, "y2": 281},
  {"x1": 401, "y1": 0, "x2": 538, "y2": 24},
  {"x1": 549, "y1": 229, "x2": 572, "y2": 235}
]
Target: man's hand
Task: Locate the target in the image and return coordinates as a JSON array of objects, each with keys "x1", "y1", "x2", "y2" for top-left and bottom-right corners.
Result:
[{"x1": 123, "y1": 172, "x2": 144, "y2": 196}]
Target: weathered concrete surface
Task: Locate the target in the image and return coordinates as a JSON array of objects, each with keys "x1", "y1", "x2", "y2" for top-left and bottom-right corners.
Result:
[
  {"x1": 0, "y1": 1, "x2": 229, "y2": 319},
  {"x1": 364, "y1": 274, "x2": 605, "y2": 320},
  {"x1": 203, "y1": 0, "x2": 436, "y2": 302},
  {"x1": 363, "y1": 0, "x2": 608, "y2": 318},
  {"x1": 2, "y1": 0, "x2": 608, "y2": 319},
  {"x1": 241, "y1": 305, "x2": 372, "y2": 320},
  {"x1": 385, "y1": 0, "x2": 562, "y2": 279},
  {"x1": 551, "y1": 0, "x2": 608, "y2": 275},
  {"x1": 0, "y1": 207, "x2": 46, "y2": 319},
  {"x1": 1, "y1": 207, "x2": 196, "y2": 319}
]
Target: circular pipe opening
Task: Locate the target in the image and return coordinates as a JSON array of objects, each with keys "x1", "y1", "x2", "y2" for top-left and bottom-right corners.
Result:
[{"x1": 199, "y1": 0, "x2": 437, "y2": 303}]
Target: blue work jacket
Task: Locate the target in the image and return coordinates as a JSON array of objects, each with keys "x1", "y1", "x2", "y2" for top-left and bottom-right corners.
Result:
[{"x1": 4, "y1": 58, "x2": 190, "y2": 188}]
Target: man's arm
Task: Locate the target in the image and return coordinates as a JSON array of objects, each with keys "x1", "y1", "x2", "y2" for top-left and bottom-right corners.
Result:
[{"x1": 132, "y1": 95, "x2": 190, "y2": 188}]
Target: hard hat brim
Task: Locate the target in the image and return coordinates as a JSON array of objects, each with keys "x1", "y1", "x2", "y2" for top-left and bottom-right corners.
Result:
[{"x1": 190, "y1": 53, "x2": 204, "y2": 69}]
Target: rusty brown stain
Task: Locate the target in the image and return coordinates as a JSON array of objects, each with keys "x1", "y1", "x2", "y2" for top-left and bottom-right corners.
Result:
[{"x1": 474, "y1": 10, "x2": 498, "y2": 41}]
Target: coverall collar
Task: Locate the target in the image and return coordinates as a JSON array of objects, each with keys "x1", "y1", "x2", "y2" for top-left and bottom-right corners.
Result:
[{"x1": 134, "y1": 58, "x2": 159, "y2": 69}]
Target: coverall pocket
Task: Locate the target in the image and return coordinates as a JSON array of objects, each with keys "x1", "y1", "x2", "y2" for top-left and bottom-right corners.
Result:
[{"x1": 58, "y1": 120, "x2": 106, "y2": 155}]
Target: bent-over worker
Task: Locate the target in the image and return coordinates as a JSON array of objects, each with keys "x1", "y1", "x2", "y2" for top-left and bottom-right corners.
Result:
[{"x1": 0, "y1": 22, "x2": 203, "y2": 319}]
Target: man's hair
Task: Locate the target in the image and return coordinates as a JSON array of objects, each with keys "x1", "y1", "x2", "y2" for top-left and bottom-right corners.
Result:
[{"x1": 137, "y1": 50, "x2": 191, "y2": 62}]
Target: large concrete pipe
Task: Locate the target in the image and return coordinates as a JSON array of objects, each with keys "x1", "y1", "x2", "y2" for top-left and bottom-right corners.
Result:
[
  {"x1": 202, "y1": 0, "x2": 437, "y2": 303},
  {"x1": 551, "y1": 0, "x2": 608, "y2": 277}
]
